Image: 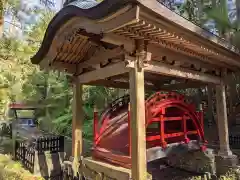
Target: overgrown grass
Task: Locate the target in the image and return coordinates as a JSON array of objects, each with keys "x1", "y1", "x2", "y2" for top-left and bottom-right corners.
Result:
[
  {"x1": 0, "y1": 154, "x2": 44, "y2": 180},
  {"x1": 218, "y1": 168, "x2": 240, "y2": 180},
  {"x1": 186, "y1": 168, "x2": 240, "y2": 180}
]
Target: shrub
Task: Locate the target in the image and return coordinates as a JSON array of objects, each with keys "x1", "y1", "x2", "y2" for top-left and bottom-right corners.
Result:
[{"x1": 0, "y1": 154, "x2": 44, "y2": 180}]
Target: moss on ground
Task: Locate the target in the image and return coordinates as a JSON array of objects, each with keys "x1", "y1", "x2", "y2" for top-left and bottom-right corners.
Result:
[{"x1": 0, "y1": 154, "x2": 44, "y2": 180}]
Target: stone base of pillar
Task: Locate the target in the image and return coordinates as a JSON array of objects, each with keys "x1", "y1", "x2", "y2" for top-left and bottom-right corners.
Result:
[{"x1": 215, "y1": 154, "x2": 238, "y2": 175}]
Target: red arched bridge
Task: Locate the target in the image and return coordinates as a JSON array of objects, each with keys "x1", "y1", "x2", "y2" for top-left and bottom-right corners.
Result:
[{"x1": 92, "y1": 91, "x2": 207, "y2": 168}]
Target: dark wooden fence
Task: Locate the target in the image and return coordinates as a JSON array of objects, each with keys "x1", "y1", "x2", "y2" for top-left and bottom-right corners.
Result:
[
  {"x1": 35, "y1": 136, "x2": 64, "y2": 153},
  {"x1": 15, "y1": 135, "x2": 64, "y2": 174},
  {"x1": 229, "y1": 134, "x2": 240, "y2": 149},
  {"x1": 15, "y1": 141, "x2": 35, "y2": 173}
]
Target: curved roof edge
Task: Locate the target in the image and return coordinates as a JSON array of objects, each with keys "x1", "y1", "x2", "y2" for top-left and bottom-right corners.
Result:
[{"x1": 31, "y1": 0, "x2": 136, "y2": 65}]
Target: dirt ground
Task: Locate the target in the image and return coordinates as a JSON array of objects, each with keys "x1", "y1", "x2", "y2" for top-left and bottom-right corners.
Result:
[{"x1": 148, "y1": 159, "x2": 205, "y2": 180}]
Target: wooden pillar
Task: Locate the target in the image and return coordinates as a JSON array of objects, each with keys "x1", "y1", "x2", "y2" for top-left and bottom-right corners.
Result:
[
  {"x1": 216, "y1": 82, "x2": 232, "y2": 156},
  {"x1": 71, "y1": 77, "x2": 83, "y2": 167},
  {"x1": 228, "y1": 78, "x2": 236, "y2": 125},
  {"x1": 129, "y1": 39, "x2": 147, "y2": 180},
  {"x1": 228, "y1": 86, "x2": 233, "y2": 115}
]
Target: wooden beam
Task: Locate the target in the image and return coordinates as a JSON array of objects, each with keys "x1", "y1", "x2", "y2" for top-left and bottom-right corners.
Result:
[
  {"x1": 127, "y1": 60, "x2": 222, "y2": 84},
  {"x1": 78, "y1": 61, "x2": 129, "y2": 84},
  {"x1": 82, "y1": 157, "x2": 131, "y2": 179},
  {"x1": 148, "y1": 45, "x2": 228, "y2": 71},
  {"x1": 86, "y1": 80, "x2": 129, "y2": 89},
  {"x1": 86, "y1": 79, "x2": 159, "y2": 91},
  {"x1": 86, "y1": 74, "x2": 207, "y2": 91},
  {"x1": 129, "y1": 39, "x2": 147, "y2": 180}
]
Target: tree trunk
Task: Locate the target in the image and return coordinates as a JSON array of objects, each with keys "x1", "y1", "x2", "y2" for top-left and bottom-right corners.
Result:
[
  {"x1": 196, "y1": 0, "x2": 203, "y2": 25},
  {"x1": 212, "y1": 0, "x2": 217, "y2": 7},
  {"x1": 0, "y1": 0, "x2": 3, "y2": 38}
]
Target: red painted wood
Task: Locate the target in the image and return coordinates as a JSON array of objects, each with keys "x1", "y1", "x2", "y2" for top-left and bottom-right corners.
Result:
[
  {"x1": 183, "y1": 114, "x2": 190, "y2": 143},
  {"x1": 128, "y1": 105, "x2": 131, "y2": 157},
  {"x1": 93, "y1": 110, "x2": 98, "y2": 146},
  {"x1": 9, "y1": 103, "x2": 36, "y2": 109},
  {"x1": 160, "y1": 108, "x2": 166, "y2": 148},
  {"x1": 92, "y1": 91, "x2": 207, "y2": 168}
]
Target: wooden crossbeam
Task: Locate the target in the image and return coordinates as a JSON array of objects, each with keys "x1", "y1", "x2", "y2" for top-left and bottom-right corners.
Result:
[
  {"x1": 78, "y1": 61, "x2": 129, "y2": 84},
  {"x1": 87, "y1": 79, "x2": 207, "y2": 91},
  {"x1": 86, "y1": 79, "x2": 160, "y2": 91},
  {"x1": 126, "y1": 60, "x2": 222, "y2": 84},
  {"x1": 86, "y1": 80, "x2": 129, "y2": 89},
  {"x1": 160, "y1": 82, "x2": 206, "y2": 90}
]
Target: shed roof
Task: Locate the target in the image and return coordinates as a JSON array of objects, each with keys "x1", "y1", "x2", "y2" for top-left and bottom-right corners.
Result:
[{"x1": 31, "y1": 0, "x2": 240, "y2": 89}]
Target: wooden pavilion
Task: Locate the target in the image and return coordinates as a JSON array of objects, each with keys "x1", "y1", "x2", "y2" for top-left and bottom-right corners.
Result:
[{"x1": 31, "y1": 0, "x2": 240, "y2": 179}]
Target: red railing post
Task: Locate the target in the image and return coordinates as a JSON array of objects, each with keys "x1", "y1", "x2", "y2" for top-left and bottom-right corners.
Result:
[
  {"x1": 128, "y1": 103, "x2": 131, "y2": 157},
  {"x1": 183, "y1": 114, "x2": 190, "y2": 144},
  {"x1": 93, "y1": 105, "x2": 99, "y2": 146},
  {"x1": 199, "y1": 103, "x2": 204, "y2": 136},
  {"x1": 160, "y1": 108, "x2": 167, "y2": 148}
]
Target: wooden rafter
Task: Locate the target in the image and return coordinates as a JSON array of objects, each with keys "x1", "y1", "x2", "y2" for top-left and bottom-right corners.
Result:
[
  {"x1": 77, "y1": 46, "x2": 125, "y2": 69},
  {"x1": 137, "y1": 0, "x2": 238, "y2": 55}
]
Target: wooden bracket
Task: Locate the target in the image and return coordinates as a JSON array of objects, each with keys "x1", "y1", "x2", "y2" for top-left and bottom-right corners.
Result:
[{"x1": 126, "y1": 51, "x2": 152, "y2": 69}]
